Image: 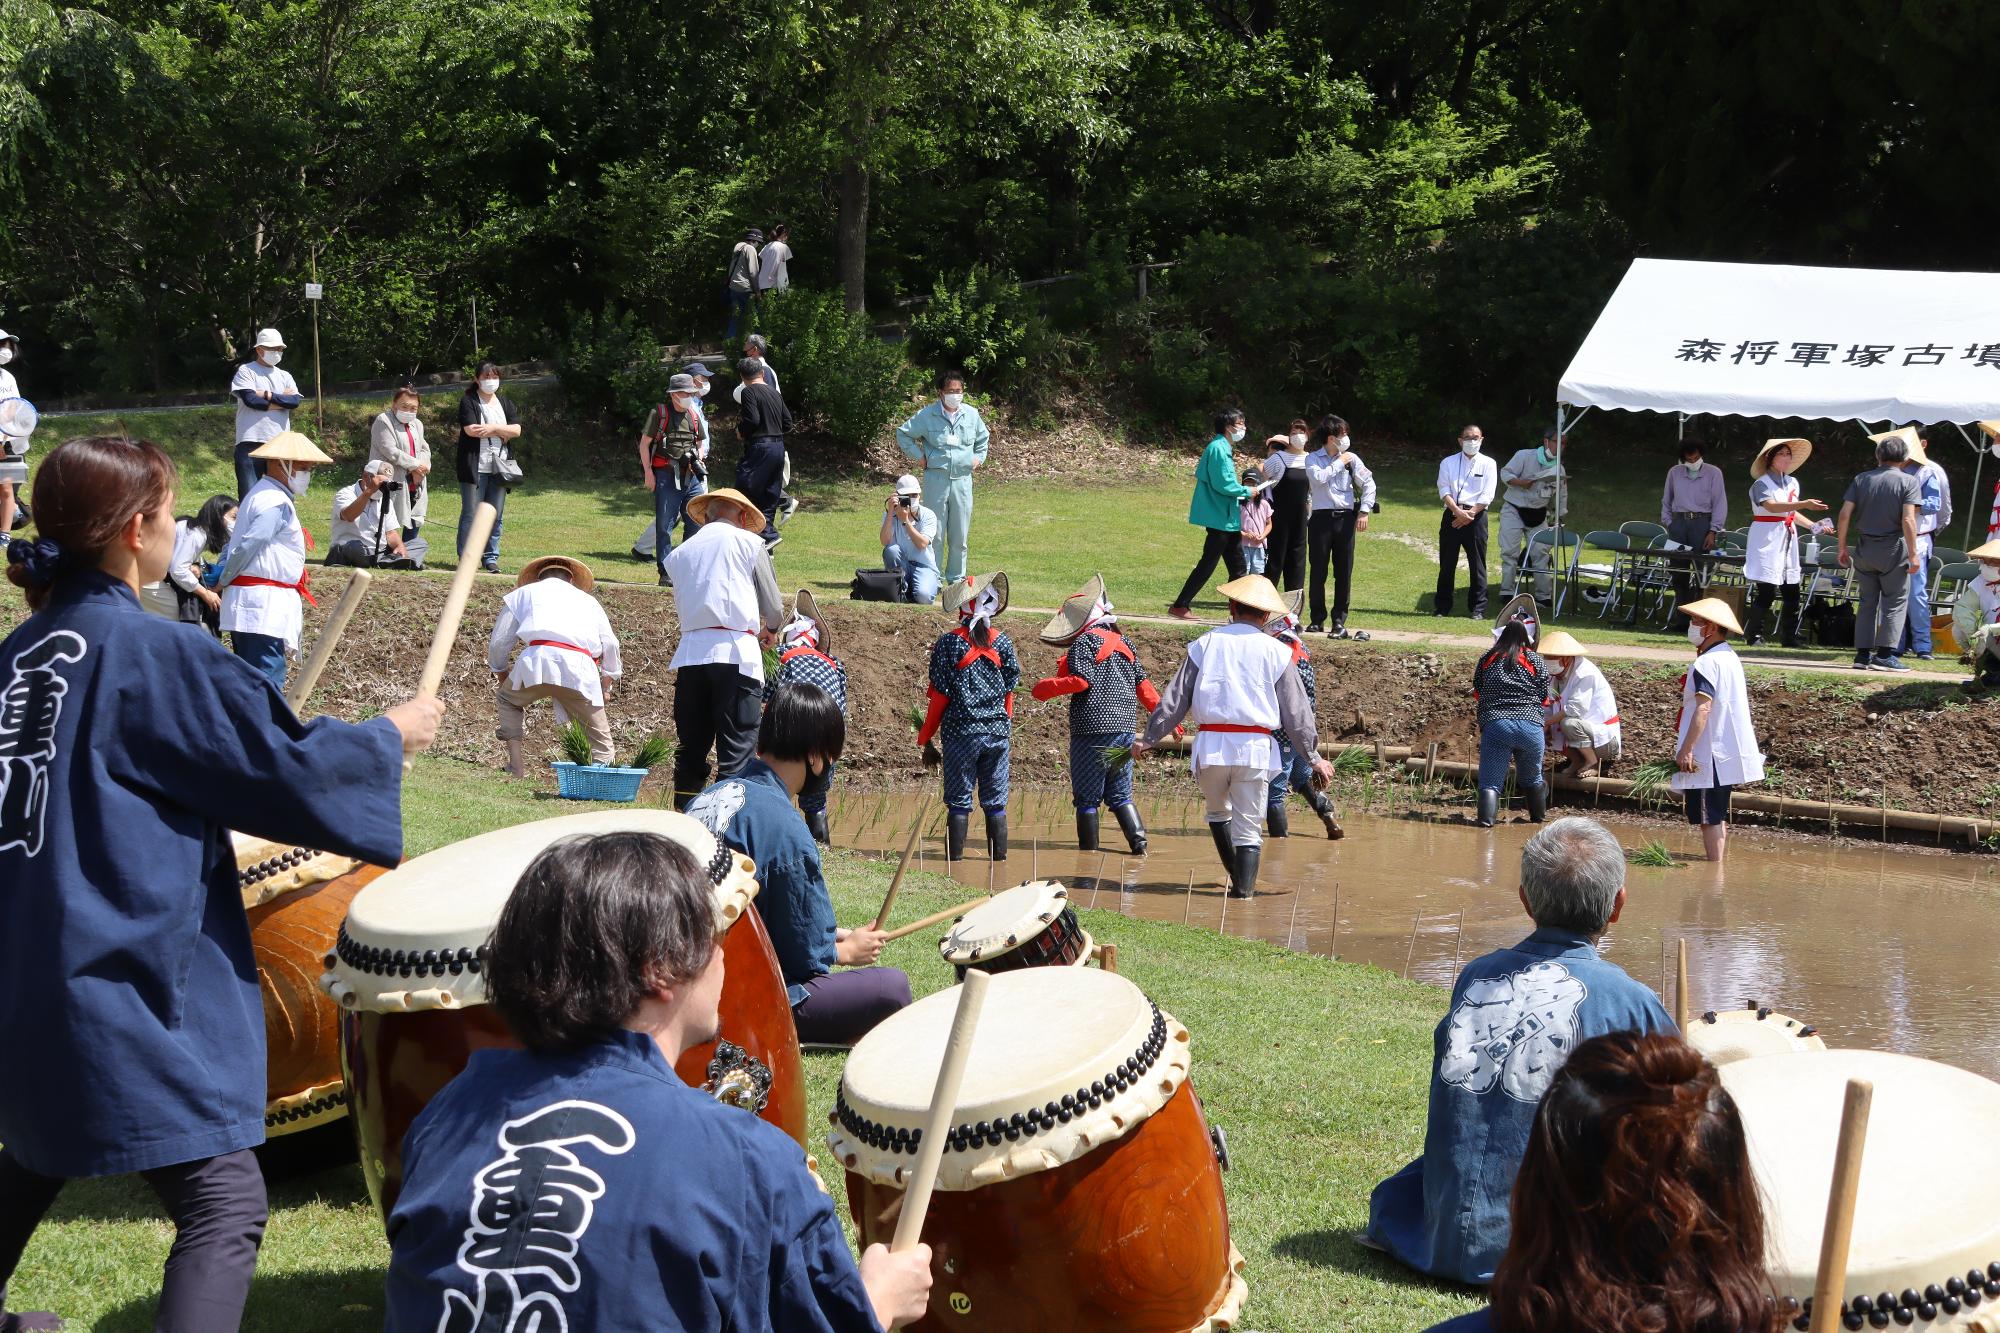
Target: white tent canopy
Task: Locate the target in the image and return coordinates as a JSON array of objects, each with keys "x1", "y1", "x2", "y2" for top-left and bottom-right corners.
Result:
[{"x1": 1557, "y1": 258, "x2": 2000, "y2": 425}]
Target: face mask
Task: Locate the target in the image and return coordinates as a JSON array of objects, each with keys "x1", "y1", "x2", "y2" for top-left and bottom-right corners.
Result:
[
  {"x1": 1227, "y1": 427, "x2": 1246, "y2": 444},
  {"x1": 261, "y1": 349, "x2": 283, "y2": 366},
  {"x1": 941, "y1": 392, "x2": 963, "y2": 411},
  {"x1": 0, "y1": 348, "x2": 12, "y2": 365},
  {"x1": 286, "y1": 466, "x2": 312, "y2": 497},
  {"x1": 695, "y1": 382, "x2": 710, "y2": 397},
  {"x1": 478, "y1": 378, "x2": 500, "y2": 395},
  {"x1": 394, "y1": 409, "x2": 417, "y2": 425},
  {"x1": 223, "y1": 516, "x2": 236, "y2": 536},
  {"x1": 1460, "y1": 438, "x2": 1481, "y2": 455},
  {"x1": 1687, "y1": 622, "x2": 1706, "y2": 648},
  {"x1": 1684, "y1": 460, "x2": 1703, "y2": 475},
  {"x1": 1538, "y1": 445, "x2": 1556, "y2": 465},
  {"x1": 1289, "y1": 432, "x2": 1307, "y2": 449}
]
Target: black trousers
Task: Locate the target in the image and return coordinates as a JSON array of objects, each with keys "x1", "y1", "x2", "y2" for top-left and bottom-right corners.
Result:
[
  {"x1": 0, "y1": 1146, "x2": 266, "y2": 1331},
  {"x1": 1308, "y1": 509, "x2": 1358, "y2": 627},
  {"x1": 1265, "y1": 472, "x2": 1310, "y2": 591},
  {"x1": 232, "y1": 441, "x2": 267, "y2": 499},
  {"x1": 1436, "y1": 510, "x2": 1489, "y2": 616},
  {"x1": 1173, "y1": 527, "x2": 1246, "y2": 610},
  {"x1": 1745, "y1": 579, "x2": 1801, "y2": 645},
  {"x1": 672, "y1": 662, "x2": 765, "y2": 808},
  {"x1": 1663, "y1": 513, "x2": 1712, "y2": 618},
  {"x1": 734, "y1": 436, "x2": 786, "y2": 540}
]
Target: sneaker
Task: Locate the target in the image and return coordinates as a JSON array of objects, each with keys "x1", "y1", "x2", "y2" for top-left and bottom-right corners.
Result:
[
  {"x1": 1305, "y1": 622, "x2": 1325, "y2": 635},
  {"x1": 657, "y1": 574, "x2": 672, "y2": 588},
  {"x1": 1745, "y1": 634, "x2": 1766, "y2": 647},
  {"x1": 1912, "y1": 652, "x2": 1934, "y2": 661},
  {"x1": 779, "y1": 494, "x2": 800, "y2": 521},
  {"x1": 1851, "y1": 654, "x2": 1872, "y2": 670},
  {"x1": 764, "y1": 534, "x2": 784, "y2": 551},
  {"x1": 1872, "y1": 654, "x2": 1911, "y2": 673},
  {"x1": 629, "y1": 546, "x2": 649, "y2": 561}
]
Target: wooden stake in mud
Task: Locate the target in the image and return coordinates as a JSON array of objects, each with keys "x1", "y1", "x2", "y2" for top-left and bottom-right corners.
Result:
[
  {"x1": 404, "y1": 502, "x2": 496, "y2": 775},
  {"x1": 1403, "y1": 911, "x2": 1421, "y2": 979},
  {"x1": 1674, "y1": 938, "x2": 1690, "y2": 1031},
  {"x1": 1330, "y1": 884, "x2": 1340, "y2": 959},
  {"x1": 871, "y1": 807, "x2": 931, "y2": 932},
  {"x1": 1806, "y1": 1079, "x2": 1874, "y2": 1333},
  {"x1": 1286, "y1": 890, "x2": 1301, "y2": 951},
  {"x1": 1182, "y1": 869, "x2": 1195, "y2": 926},
  {"x1": 1451, "y1": 909, "x2": 1465, "y2": 975},
  {"x1": 285, "y1": 568, "x2": 370, "y2": 716}
]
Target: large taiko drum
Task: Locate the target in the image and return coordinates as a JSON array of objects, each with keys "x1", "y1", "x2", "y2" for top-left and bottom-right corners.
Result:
[
  {"x1": 1684, "y1": 1003, "x2": 1825, "y2": 1068},
  {"x1": 1721, "y1": 1049, "x2": 2000, "y2": 1330},
  {"x1": 318, "y1": 809, "x2": 805, "y2": 1221},
  {"x1": 830, "y1": 967, "x2": 1246, "y2": 1332},
  {"x1": 940, "y1": 880, "x2": 1094, "y2": 979},
  {"x1": 235, "y1": 832, "x2": 389, "y2": 1137}
]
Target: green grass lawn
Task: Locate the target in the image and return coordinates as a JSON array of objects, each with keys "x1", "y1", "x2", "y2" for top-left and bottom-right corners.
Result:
[
  {"x1": 4, "y1": 757, "x2": 1479, "y2": 1331},
  {"x1": 28, "y1": 388, "x2": 1888, "y2": 665}
]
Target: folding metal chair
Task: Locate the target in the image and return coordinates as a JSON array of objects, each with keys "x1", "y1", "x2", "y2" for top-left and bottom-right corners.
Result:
[
  {"x1": 1530, "y1": 528, "x2": 1583, "y2": 616},
  {"x1": 1578, "y1": 530, "x2": 1628, "y2": 618}
]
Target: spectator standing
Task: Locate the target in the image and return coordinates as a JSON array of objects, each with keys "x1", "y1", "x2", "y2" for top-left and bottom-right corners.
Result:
[
  {"x1": 367, "y1": 386, "x2": 431, "y2": 541},
  {"x1": 1470, "y1": 620, "x2": 1550, "y2": 829},
  {"x1": 1670, "y1": 598, "x2": 1764, "y2": 862},
  {"x1": 1366, "y1": 817, "x2": 1676, "y2": 1286},
  {"x1": 637, "y1": 374, "x2": 710, "y2": 584},
  {"x1": 1741, "y1": 438, "x2": 1829, "y2": 647},
  {"x1": 1496, "y1": 425, "x2": 1566, "y2": 603},
  {"x1": 487, "y1": 556, "x2": 621, "y2": 777},
  {"x1": 327, "y1": 460, "x2": 425, "y2": 569},
  {"x1": 724, "y1": 227, "x2": 762, "y2": 341},
  {"x1": 1261, "y1": 420, "x2": 1311, "y2": 590},
  {"x1": 1422, "y1": 1031, "x2": 1783, "y2": 1333},
  {"x1": 453, "y1": 362, "x2": 521, "y2": 574},
  {"x1": 215, "y1": 431, "x2": 330, "y2": 688},
  {"x1": 1658, "y1": 440, "x2": 1727, "y2": 633},
  {"x1": 1238, "y1": 467, "x2": 1273, "y2": 575},
  {"x1": 1303, "y1": 416, "x2": 1376, "y2": 637},
  {"x1": 1892, "y1": 426, "x2": 1953, "y2": 659},
  {"x1": 734, "y1": 357, "x2": 792, "y2": 549},
  {"x1": 1167, "y1": 408, "x2": 1251, "y2": 619},
  {"x1": 664, "y1": 489, "x2": 784, "y2": 808},
  {"x1": 1836, "y1": 431, "x2": 1923, "y2": 671},
  {"x1": 143, "y1": 493, "x2": 234, "y2": 633},
  {"x1": 228, "y1": 328, "x2": 302, "y2": 498},
  {"x1": 0, "y1": 328, "x2": 27, "y2": 536},
  {"x1": 895, "y1": 370, "x2": 991, "y2": 584},
  {"x1": 1436, "y1": 425, "x2": 1497, "y2": 618},
  {"x1": 756, "y1": 222, "x2": 792, "y2": 294},
  {"x1": 879, "y1": 473, "x2": 942, "y2": 604}
]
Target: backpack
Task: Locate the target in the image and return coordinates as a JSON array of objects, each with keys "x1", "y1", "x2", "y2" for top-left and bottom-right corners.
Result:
[{"x1": 851, "y1": 568, "x2": 907, "y2": 603}]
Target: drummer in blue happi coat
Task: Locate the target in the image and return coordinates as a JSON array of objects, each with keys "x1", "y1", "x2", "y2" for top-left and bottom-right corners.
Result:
[
  {"x1": 1363, "y1": 817, "x2": 1674, "y2": 1286},
  {"x1": 0, "y1": 435, "x2": 444, "y2": 1332}
]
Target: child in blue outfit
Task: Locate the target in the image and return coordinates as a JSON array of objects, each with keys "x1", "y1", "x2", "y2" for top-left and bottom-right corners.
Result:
[
  {"x1": 762, "y1": 588, "x2": 846, "y2": 845},
  {"x1": 917, "y1": 571, "x2": 1019, "y2": 862},
  {"x1": 1031, "y1": 573, "x2": 1157, "y2": 855}
]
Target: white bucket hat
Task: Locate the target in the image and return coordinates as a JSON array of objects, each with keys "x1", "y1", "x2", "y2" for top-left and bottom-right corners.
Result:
[{"x1": 253, "y1": 327, "x2": 287, "y2": 350}]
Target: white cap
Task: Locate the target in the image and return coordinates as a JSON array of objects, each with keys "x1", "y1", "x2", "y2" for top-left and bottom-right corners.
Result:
[
  {"x1": 0, "y1": 328, "x2": 16, "y2": 344},
  {"x1": 895, "y1": 473, "x2": 921, "y2": 495},
  {"x1": 253, "y1": 327, "x2": 286, "y2": 350},
  {"x1": 364, "y1": 459, "x2": 394, "y2": 477}
]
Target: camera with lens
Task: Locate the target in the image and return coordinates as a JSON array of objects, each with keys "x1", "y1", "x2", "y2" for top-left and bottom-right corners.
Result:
[{"x1": 897, "y1": 494, "x2": 913, "y2": 509}]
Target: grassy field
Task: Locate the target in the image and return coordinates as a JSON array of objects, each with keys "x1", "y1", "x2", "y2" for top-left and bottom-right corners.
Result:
[
  {"x1": 4, "y1": 757, "x2": 1480, "y2": 1332},
  {"x1": 26, "y1": 386, "x2": 1896, "y2": 664}
]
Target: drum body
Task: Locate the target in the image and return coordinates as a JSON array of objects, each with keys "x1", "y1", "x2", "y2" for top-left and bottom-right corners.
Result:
[
  {"x1": 943, "y1": 881, "x2": 1095, "y2": 980},
  {"x1": 343, "y1": 895, "x2": 805, "y2": 1221}
]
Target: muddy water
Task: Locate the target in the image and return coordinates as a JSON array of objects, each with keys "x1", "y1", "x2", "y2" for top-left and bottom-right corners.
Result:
[{"x1": 829, "y1": 789, "x2": 2000, "y2": 1081}]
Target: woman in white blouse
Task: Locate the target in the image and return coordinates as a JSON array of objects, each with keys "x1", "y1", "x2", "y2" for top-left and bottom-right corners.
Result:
[
  {"x1": 453, "y1": 361, "x2": 523, "y2": 573},
  {"x1": 369, "y1": 385, "x2": 432, "y2": 539},
  {"x1": 140, "y1": 493, "x2": 236, "y2": 634}
]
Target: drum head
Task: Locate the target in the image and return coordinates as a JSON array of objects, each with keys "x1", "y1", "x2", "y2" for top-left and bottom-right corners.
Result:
[
  {"x1": 320, "y1": 809, "x2": 755, "y2": 1013},
  {"x1": 1722, "y1": 1050, "x2": 2000, "y2": 1324},
  {"x1": 0, "y1": 397, "x2": 36, "y2": 439},
  {"x1": 1685, "y1": 1008, "x2": 1825, "y2": 1067},
  {"x1": 830, "y1": 968, "x2": 1190, "y2": 1192},
  {"x1": 941, "y1": 880, "x2": 1085, "y2": 966},
  {"x1": 232, "y1": 831, "x2": 363, "y2": 909}
]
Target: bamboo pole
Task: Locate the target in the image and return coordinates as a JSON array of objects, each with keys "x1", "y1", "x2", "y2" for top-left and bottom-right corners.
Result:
[
  {"x1": 891, "y1": 971, "x2": 992, "y2": 1254},
  {"x1": 1806, "y1": 1079, "x2": 1873, "y2": 1333},
  {"x1": 1182, "y1": 869, "x2": 1195, "y2": 926},
  {"x1": 1330, "y1": 884, "x2": 1340, "y2": 958},
  {"x1": 1451, "y1": 910, "x2": 1465, "y2": 974},
  {"x1": 1403, "y1": 912, "x2": 1420, "y2": 979},
  {"x1": 284, "y1": 568, "x2": 370, "y2": 715},
  {"x1": 884, "y1": 897, "x2": 989, "y2": 942},
  {"x1": 1674, "y1": 938, "x2": 1690, "y2": 1031},
  {"x1": 871, "y1": 808, "x2": 932, "y2": 931},
  {"x1": 404, "y1": 502, "x2": 496, "y2": 775}
]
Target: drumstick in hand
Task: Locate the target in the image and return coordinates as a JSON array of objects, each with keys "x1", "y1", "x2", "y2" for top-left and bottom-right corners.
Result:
[
  {"x1": 884, "y1": 896, "x2": 990, "y2": 943},
  {"x1": 286, "y1": 568, "x2": 371, "y2": 716},
  {"x1": 892, "y1": 968, "x2": 991, "y2": 1254},
  {"x1": 403, "y1": 501, "x2": 497, "y2": 774},
  {"x1": 872, "y1": 808, "x2": 931, "y2": 932},
  {"x1": 1807, "y1": 1078, "x2": 1872, "y2": 1333}
]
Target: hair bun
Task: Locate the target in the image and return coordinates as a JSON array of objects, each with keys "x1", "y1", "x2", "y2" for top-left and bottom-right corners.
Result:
[{"x1": 5, "y1": 537, "x2": 64, "y2": 588}]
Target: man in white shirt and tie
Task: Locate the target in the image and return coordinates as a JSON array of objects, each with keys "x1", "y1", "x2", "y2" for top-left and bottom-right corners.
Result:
[
  {"x1": 1435, "y1": 425, "x2": 1499, "y2": 618},
  {"x1": 489, "y1": 556, "x2": 622, "y2": 777}
]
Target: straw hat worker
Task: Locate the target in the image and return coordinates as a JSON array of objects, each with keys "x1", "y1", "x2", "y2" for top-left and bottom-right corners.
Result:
[
  {"x1": 1953, "y1": 540, "x2": 2000, "y2": 692},
  {"x1": 1741, "y1": 438, "x2": 1830, "y2": 648},
  {"x1": 1669, "y1": 598, "x2": 1765, "y2": 862},
  {"x1": 1535, "y1": 631, "x2": 1621, "y2": 779},
  {"x1": 488, "y1": 556, "x2": 622, "y2": 777}
]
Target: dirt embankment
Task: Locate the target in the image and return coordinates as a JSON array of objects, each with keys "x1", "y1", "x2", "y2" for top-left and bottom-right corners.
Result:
[{"x1": 304, "y1": 578, "x2": 2000, "y2": 821}]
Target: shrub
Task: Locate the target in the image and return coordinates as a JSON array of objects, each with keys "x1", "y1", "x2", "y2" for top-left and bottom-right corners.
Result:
[
  {"x1": 908, "y1": 264, "x2": 1032, "y2": 389},
  {"x1": 550, "y1": 306, "x2": 671, "y2": 425},
  {"x1": 758, "y1": 289, "x2": 923, "y2": 449}
]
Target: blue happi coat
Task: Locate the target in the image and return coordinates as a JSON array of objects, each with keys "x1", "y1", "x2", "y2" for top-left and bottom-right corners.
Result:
[
  {"x1": 383, "y1": 1029, "x2": 878, "y2": 1332},
  {"x1": 0, "y1": 570, "x2": 403, "y2": 1176},
  {"x1": 688, "y1": 759, "x2": 834, "y2": 1003},
  {"x1": 1364, "y1": 926, "x2": 1675, "y2": 1285}
]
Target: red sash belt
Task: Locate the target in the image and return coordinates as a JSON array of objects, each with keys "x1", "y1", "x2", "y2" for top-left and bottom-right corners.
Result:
[
  {"x1": 699, "y1": 625, "x2": 754, "y2": 635},
  {"x1": 1601, "y1": 714, "x2": 1620, "y2": 725},
  {"x1": 229, "y1": 573, "x2": 317, "y2": 607},
  {"x1": 529, "y1": 638, "x2": 601, "y2": 660},
  {"x1": 1201, "y1": 723, "x2": 1271, "y2": 735},
  {"x1": 1751, "y1": 514, "x2": 1794, "y2": 525}
]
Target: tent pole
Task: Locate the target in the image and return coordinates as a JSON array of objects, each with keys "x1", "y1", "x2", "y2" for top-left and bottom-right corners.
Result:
[
  {"x1": 1553, "y1": 405, "x2": 1567, "y2": 617},
  {"x1": 1960, "y1": 422, "x2": 1986, "y2": 551},
  {"x1": 1677, "y1": 412, "x2": 1686, "y2": 443}
]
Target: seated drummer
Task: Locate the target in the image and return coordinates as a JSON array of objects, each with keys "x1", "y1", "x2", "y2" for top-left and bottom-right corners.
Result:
[
  {"x1": 1364, "y1": 816, "x2": 1675, "y2": 1285},
  {"x1": 382, "y1": 830, "x2": 933, "y2": 1330},
  {"x1": 689, "y1": 683, "x2": 913, "y2": 1046}
]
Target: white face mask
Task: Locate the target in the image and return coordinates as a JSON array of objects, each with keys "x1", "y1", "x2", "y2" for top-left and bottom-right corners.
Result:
[
  {"x1": 941, "y1": 392, "x2": 963, "y2": 411},
  {"x1": 1684, "y1": 460, "x2": 1703, "y2": 475},
  {"x1": 1459, "y1": 437, "x2": 1481, "y2": 455},
  {"x1": 223, "y1": 515, "x2": 236, "y2": 536},
  {"x1": 1289, "y1": 432, "x2": 1307, "y2": 449},
  {"x1": 261, "y1": 349, "x2": 283, "y2": 366},
  {"x1": 0, "y1": 347, "x2": 12, "y2": 365},
  {"x1": 1338, "y1": 434, "x2": 1350, "y2": 449},
  {"x1": 286, "y1": 465, "x2": 312, "y2": 496},
  {"x1": 1226, "y1": 426, "x2": 1246, "y2": 444},
  {"x1": 1687, "y1": 622, "x2": 1707, "y2": 648},
  {"x1": 394, "y1": 409, "x2": 417, "y2": 425},
  {"x1": 695, "y1": 382, "x2": 710, "y2": 397},
  {"x1": 478, "y1": 378, "x2": 500, "y2": 395}
]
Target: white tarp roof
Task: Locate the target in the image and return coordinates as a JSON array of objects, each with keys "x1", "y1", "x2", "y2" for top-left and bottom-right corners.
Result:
[{"x1": 1556, "y1": 258, "x2": 2000, "y2": 425}]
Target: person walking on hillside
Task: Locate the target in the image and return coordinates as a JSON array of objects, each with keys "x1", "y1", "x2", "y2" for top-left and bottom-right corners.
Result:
[
  {"x1": 895, "y1": 370, "x2": 990, "y2": 584},
  {"x1": 735, "y1": 357, "x2": 792, "y2": 550},
  {"x1": 1670, "y1": 597, "x2": 1763, "y2": 861},
  {"x1": 1836, "y1": 431, "x2": 1923, "y2": 672},
  {"x1": 1659, "y1": 440, "x2": 1727, "y2": 633},
  {"x1": 1168, "y1": 409, "x2": 1252, "y2": 619},
  {"x1": 1471, "y1": 618, "x2": 1550, "y2": 829},
  {"x1": 724, "y1": 227, "x2": 761, "y2": 341},
  {"x1": 368, "y1": 385, "x2": 432, "y2": 542},
  {"x1": 1497, "y1": 425, "x2": 1566, "y2": 604},
  {"x1": 1261, "y1": 420, "x2": 1311, "y2": 590},
  {"x1": 454, "y1": 362, "x2": 522, "y2": 574},
  {"x1": 637, "y1": 374, "x2": 710, "y2": 584},
  {"x1": 488, "y1": 555, "x2": 620, "y2": 777},
  {"x1": 756, "y1": 222, "x2": 792, "y2": 294},
  {"x1": 229, "y1": 328, "x2": 302, "y2": 498},
  {"x1": 1304, "y1": 415, "x2": 1375, "y2": 637},
  {"x1": 1741, "y1": 438, "x2": 1829, "y2": 647},
  {"x1": 1436, "y1": 425, "x2": 1497, "y2": 618}
]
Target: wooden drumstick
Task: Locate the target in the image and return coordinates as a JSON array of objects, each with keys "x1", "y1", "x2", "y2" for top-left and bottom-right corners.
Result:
[
  {"x1": 402, "y1": 501, "x2": 497, "y2": 775},
  {"x1": 1674, "y1": 938, "x2": 1690, "y2": 1031},
  {"x1": 871, "y1": 808, "x2": 931, "y2": 932},
  {"x1": 883, "y1": 896, "x2": 990, "y2": 943},
  {"x1": 892, "y1": 968, "x2": 992, "y2": 1254},
  {"x1": 285, "y1": 568, "x2": 371, "y2": 716},
  {"x1": 1807, "y1": 1078, "x2": 1873, "y2": 1333}
]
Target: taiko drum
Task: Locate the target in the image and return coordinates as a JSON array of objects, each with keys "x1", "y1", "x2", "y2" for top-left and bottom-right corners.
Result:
[{"x1": 939, "y1": 880, "x2": 1095, "y2": 980}]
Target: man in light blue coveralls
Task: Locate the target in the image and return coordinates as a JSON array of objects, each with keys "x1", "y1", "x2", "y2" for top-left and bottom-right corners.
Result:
[{"x1": 896, "y1": 369, "x2": 990, "y2": 583}]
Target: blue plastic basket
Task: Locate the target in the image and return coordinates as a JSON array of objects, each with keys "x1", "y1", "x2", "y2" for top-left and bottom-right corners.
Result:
[{"x1": 552, "y1": 762, "x2": 649, "y2": 803}]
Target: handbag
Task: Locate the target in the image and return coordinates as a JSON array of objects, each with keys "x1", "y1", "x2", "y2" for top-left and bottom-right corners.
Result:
[
  {"x1": 1512, "y1": 503, "x2": 1548, "y2": 528},
  {"x1": 493, "y1": 444, "x2": 524, "y2": 488},
  {"x1": 851, "y1": 568, "x2": 908, "y2": 603}
]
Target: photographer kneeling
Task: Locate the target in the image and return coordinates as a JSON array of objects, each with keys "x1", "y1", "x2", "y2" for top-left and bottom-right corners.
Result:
[
  {"x1": 327, "y1": 459, "x2": 427, "y2": 569},
  {"x1": 879, "y1": 473, "x2": 941, "y2": 604}
]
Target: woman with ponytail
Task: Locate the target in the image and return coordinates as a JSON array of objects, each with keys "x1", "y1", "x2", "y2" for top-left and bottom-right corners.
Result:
[
  {"x1": 916, "y1": 571, "x2": 1019, "y2": 863},
  {"x1": 0, "y1": 436, "x2": 446, "y2": 1331},
  {"x1": 1427, "y1": 1029, "x2": 1783, "y2": 1333},
  {"x1": 1470, "y1": 618, "x2": 1551, "y2": 828}
]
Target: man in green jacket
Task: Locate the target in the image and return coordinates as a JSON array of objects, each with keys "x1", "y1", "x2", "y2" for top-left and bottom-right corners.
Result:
[
  {"x1": 1169, "y1": 409, "x2": 1254, "y2": 618},
  {"x1": 895, "y1": 369, "x2": 991, "y2": 583}
]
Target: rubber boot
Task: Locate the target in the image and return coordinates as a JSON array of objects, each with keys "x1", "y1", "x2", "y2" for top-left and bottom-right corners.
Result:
[
  {"x1": 504, "y1": 738, "x2": 526, "y2": 780},
  {"x1": 946, "y1": 810, "x2": 969, "y2": 861},
  {"x1": 1266, "y1": 804, "x2": 1290, "y2": 838},
  {"x1": 1310, "y1": 790, "x2": 1344, "y2": 839},
  {"x1": 1113, "y1": 803, "x2": 1149, "y2": 855},
  {"x1": 1475, "y1": 789, "x2": 1499, "y2": 829},
  {"x1": 805, "y1": 808, "x2": 830, "y2": 845},
  {"x1": 986, "y1": 811, "x2": 1009, "y2": 862},
  {"x1": 1228, "y1": 845, "x2": 1261, "y2": 899},
  {"x1": 1526, "y1": 783, "x2": 1548, "y2": 824},
  {"x1": 1076, "y1": 809, "x2": 1100, "y2": 852},
  {"x1": 1207, "y1": 821, "x2": 1236, "y2": 878}
]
